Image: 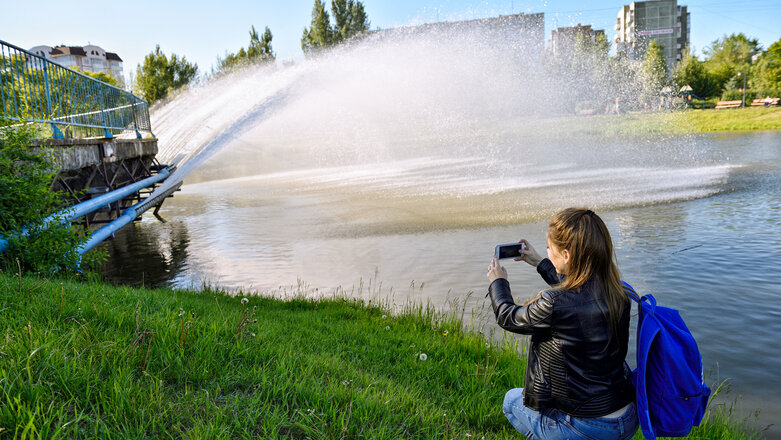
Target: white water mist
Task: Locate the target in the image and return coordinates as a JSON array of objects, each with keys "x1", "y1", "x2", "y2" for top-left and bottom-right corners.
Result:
[{"x1": 150, "y1": 20, "x2": 731, "y2": 222}]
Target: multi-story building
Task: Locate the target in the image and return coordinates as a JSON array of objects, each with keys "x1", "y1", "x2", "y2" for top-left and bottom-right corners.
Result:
[
  {"x1": 615, "y1": 0, "x2": 689, "y2": 71},
  {"x1": 549, "y1": 24, "x2": 606, "y2": 57},
  {"x1": 29, "y1": 44, "x2": 124, "y2": 86}
]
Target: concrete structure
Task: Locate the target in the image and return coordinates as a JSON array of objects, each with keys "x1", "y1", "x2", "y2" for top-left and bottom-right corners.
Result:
[
  {"x1": 615, "y1": 0, "x2": 690, "y2": 71},
  {"x1": 29, "y1": 44, "x2": 124, "y2": 85},
  {"x1": 36, "y1": 138, "x2": 162, "y2": 224},
  {"x1": 549, "y1": 24, "x2": 606, "y2": 57}
]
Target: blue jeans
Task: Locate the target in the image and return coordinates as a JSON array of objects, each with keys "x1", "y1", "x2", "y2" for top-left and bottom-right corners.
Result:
[{"x1": 503, "y1": 388, "x2": 639, "y2": 440}]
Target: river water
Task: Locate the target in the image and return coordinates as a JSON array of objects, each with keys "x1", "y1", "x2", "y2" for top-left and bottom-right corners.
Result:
[{"x1": 101, "y1": 130, "x2": 780, "y2": 436}]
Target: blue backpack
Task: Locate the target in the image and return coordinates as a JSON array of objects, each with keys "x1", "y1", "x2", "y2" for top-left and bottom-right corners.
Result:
[{"x1": 622, "y1": 282, "x2": 711, "y2": 440}]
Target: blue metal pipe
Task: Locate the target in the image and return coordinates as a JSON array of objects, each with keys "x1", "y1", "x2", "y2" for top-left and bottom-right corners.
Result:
[
  {"x1": 0, "y1": 167, "x2": 172, "y2": 253},
  {"x1": 77, "y1": 181, "x2": 182, "y2": 256},
  {"x1": 48, "y1": 167, "x2": 172, "y2": 225}
]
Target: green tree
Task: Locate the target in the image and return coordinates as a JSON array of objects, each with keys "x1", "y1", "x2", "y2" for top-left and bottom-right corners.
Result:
[
  {"x1": 219, "y1": 25, "x2": 276, "y2": 73},
  {"x1": 248, "y1": 26, "x2": 275, "y2": 61},
  {"x1": 641, "y1": 40, "x2": 669, "y2": 100},
  {"x1": 572, "y1": 34, "x2": 613, "y2": 107},
  {"x1": 673, "y1": 49, "x2": 717, "y2": 98},
  {"x1": 703, "y1": 33, "x2": 762, "y2": 95},
  {"x1": 331, "y1": 0, "x2": 370, "y2": 42},
  {"x1": 133, "y1": 45, "x2": 198, "y2": 105},
  {"x1": 749, "y1": 37, "x2": 781, "y2": 92},
  {"x1": 302, "y1": 0, "x2": 333, "y2": 55},
  {"x1": 301, "y1": 0, "x2": 370, "y2": 56},
  {"x1": 73, "y1": 68, "x2": 119, "y2": 87}
]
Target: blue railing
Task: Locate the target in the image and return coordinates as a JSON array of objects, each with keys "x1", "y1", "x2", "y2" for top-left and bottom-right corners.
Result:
[{"x1": 0, "y1": 39, "x2": 152, "y2": 139}]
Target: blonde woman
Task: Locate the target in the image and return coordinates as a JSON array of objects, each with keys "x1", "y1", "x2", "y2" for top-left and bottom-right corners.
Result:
[{"x1": 486, "y1": 208, "x2": 638, "y2": 440}]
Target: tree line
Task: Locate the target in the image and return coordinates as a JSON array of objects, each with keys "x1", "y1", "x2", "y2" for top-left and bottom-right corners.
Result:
[
  {"x1": 133, "y1": 3, "x2": 779, "y2": 110},
  {"x1": 544, "y1": 31, "x2": 781, "y2": 112},
  {"x1": 675, "y1": 33, "x2": 780, "y2": 103},
  {"x1": 133, "y1": 0, "x2": 370, "y2": 105}
]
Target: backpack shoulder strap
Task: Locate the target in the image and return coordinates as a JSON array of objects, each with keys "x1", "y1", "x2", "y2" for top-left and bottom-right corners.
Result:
[
  {"x1": 622, "y1": 280, "x2": 641, "y2": 303},
  {"x1": 622, "y1": 281, "x2": 657, "y2": 313}
]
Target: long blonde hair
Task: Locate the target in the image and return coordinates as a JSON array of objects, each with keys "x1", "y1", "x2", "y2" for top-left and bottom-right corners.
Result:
[{"x1": 528, "y1": 207, "x2": 629, "y2": 351}]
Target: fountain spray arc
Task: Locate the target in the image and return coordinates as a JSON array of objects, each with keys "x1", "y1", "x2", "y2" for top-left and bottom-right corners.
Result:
[
  {"x1": 149, "y1": 20, "x2": 554, "y2": 187},
  {"x1": 147, "y1": 18, "x2": 731, "y2": 226}
]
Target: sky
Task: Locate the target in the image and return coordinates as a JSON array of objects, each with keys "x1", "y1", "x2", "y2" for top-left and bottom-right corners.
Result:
[{"x1": 1, "y1": 0, "x2": 779, "y2": 83}]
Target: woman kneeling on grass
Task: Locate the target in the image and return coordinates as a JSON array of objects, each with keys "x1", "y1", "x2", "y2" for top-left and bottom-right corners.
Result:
[{"x1": 486, "y1": 207, "x2": 638, "y2": 440}]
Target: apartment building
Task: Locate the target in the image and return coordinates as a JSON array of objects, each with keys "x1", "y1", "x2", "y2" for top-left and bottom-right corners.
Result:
[
  {"x1": 549, "y1": 24, "x2": 606, "y2": 57},
  {"x1": 615, "y1": 0, "x2": 690, "y2": 70}
]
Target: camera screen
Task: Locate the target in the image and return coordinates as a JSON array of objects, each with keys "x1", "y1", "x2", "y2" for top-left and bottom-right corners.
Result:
[{"x1": 498, "y1": 244, "x2": 523, "y2": 259}]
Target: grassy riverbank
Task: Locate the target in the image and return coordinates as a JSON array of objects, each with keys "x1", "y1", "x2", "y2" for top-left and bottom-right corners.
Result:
[
  {"x1": 629, "y1": 106, "x2": 781, "y2": 134},
  {"x1": 588, "y1": 106, "x2": 781, "y2": 136},
  {"x1": 0, "y1": 274, "x2": 762, "y2": 439}
]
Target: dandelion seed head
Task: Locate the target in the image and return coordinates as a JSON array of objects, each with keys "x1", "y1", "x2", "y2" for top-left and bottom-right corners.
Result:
[
  {"x1": 385, "y1": 326, "x2": 390, "y2": 331},
  {"x1": 382, "y1": 314, "x2": 387, "y2": 319},
  {"x1": 241, "y1": 297, "x2": 249, "y2": 304},
  {"x1": 419, "y1": 353, "x2": 428, "y2": 361}
]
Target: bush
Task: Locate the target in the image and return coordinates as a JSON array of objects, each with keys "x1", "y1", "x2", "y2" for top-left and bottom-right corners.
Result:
[
  {"x1": 0, "y1": 122, "x2": 104, "y2": 275},
  {"x1": 722, "y1": 88, "x2": 781, "y2": 106},
  {"x1": 749, "y1": 88, "x2": 781, "y2": 99},
  {"x1": 721, "y1": 89, "x2": 744, "y2": 101},
  {"x1": 720, "y1": 90, "x2": 753, "y2": 107}
]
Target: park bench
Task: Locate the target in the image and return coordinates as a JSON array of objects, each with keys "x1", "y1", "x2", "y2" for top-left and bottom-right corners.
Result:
[
  {"x1": 751, "y1": 97, "x2": 780, "y2": 106},
  {"x1": 715, "y1": 100, "x2": 743, "y2": 109}
]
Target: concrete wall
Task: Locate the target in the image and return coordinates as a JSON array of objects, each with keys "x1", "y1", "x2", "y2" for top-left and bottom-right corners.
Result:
[
  {"x1": 33, "y1": 138, "x2": 161, "y2": 223},
  {"x1": 40, "y1": 138, "x2": 158, "y2": 172}
]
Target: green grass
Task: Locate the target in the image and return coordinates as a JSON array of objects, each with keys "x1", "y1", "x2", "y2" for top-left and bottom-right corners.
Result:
[
  {"x1": 592, "y1": 106, "x2": 781, "y2": 136},
  {"x1": 0, "y1": 273, "x2": 763, "y2": 439},
  {"x1": 668, "y1": 106, "x2": 781, "y2": 133}
]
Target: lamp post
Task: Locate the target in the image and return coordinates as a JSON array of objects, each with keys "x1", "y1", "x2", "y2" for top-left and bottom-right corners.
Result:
[{"x1": 737, "y1": 71, "x2": 746, "y2": 107}]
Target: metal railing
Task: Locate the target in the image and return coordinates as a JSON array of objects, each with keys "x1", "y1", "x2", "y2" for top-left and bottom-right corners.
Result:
[{"x1": 0, "y1": 39, "x2": 152, "y2": 139}]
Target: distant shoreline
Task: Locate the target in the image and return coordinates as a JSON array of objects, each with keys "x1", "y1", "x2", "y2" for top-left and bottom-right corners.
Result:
[{"x1": 587, "y1": 106, "x2": 781, "y2": 135}]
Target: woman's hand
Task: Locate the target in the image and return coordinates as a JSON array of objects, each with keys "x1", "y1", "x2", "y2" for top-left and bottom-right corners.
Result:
[
  {"x1": 487, "y1": 257, "x2": 508, "y2": 283},
  {"x1": 514, "y1": 239, "x2": 542, "y2": 267}
]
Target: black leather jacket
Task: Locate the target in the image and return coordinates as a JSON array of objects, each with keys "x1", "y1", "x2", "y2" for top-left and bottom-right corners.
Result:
[{"x1": 487, "y1": 258, "x2": 634, "y2": 417}]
